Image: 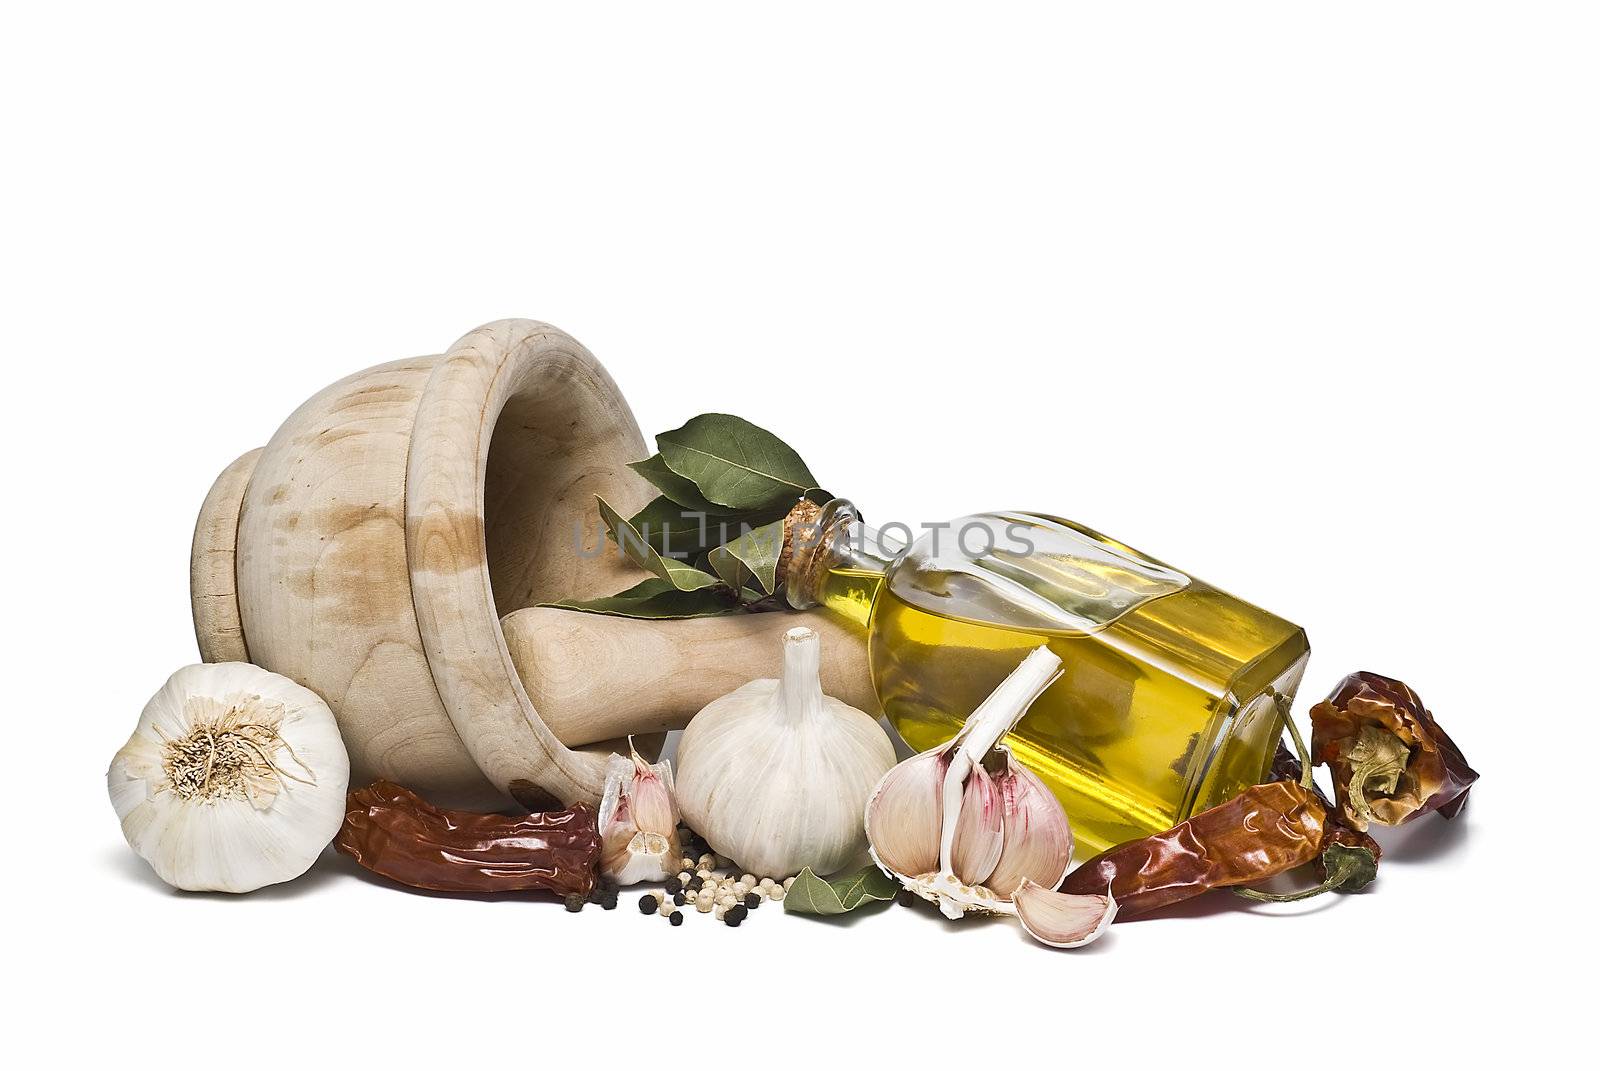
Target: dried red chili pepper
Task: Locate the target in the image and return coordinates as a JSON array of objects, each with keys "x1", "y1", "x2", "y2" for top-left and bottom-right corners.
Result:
[
  {"x1": 336, "y1": 781, "x2": 600, "y2": 897},
  {"x1": 1059, "y1": 713, "x2": 1387, "y2": 918},
  {"x1": 1310, "y1": 671, "x2": 1478, "y2": 831},
  {"x1": 1058, "y1": 778, "x2": 1328, "y2": 917}
]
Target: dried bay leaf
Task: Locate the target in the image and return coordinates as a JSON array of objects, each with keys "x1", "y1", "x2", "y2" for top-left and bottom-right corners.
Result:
[
  {"x1": 656, "y1": 414, "x2": 818, "y2": 513},
  {"x1": 628, "y1": 454, "x2": 733, "y2": 515},
  {"x1": 596, "y1": 496, "x2": 722, "y2": 591},
  {"x1": 783, "y1": 865, "x2": 899, "y2": 916},
  {"x1": 543, "y1": 578, "x2": 738, "y2": 619},
  {"x1": 556, "y1": 414, "x2": 825, "y2": 619},
  {"x1": 626, "y1": 496, "x2": 759, "y2": 560},
  {"x1": 706, "y1": 517, "x2": 786, "y2": 596}
]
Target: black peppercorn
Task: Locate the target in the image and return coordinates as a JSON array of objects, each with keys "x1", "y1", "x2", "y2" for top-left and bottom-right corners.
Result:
[
  {"x1": 669, "y1": 910, "x2": 684, "y2": 926},
  {"x1": 743, "y1": 892, "x2": 760, "y2": 909},
  {"x1": 600, "y1": 892, "x2": 618, "y2": 910},
  {"x1": 664, "y1": 876, "x2": 682, "y2": 895},
  {"x1": 672, "y1": 891, "x2": 687, "y2": 906},
  {"x1": 725, "y1": 914, "x2": 742, "y2": 927},
  {"x1": 897, "y1": 889, "x2": 916, "y2": 908},
  {"x1": 564, "y1": 893, "x2": 585, "y2": 912},
  {"x1": 727, "y1": 904, "x2": 748, "y2": 923},
  {"x1": 638, "y1": 893, "x2": 657, "y2": 914}
]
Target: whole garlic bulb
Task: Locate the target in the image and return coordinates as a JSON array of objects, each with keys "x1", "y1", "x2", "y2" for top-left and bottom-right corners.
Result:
[
  {"x1": 675, "y1": 626, "x2": 895, "y2": 877},
  {"x1": 107, "y1": 663, "x2": 350, "y2": 893}
]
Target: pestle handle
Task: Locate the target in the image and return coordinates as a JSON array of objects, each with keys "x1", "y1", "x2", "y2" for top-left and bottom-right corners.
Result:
[{"x1": 500, "y1": 607, "x2": 878, "y2": 748}]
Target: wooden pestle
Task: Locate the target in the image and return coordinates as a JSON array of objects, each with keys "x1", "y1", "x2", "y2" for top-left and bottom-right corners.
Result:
[{"x1": 500, "y1": 607, "x2": 878, "y2": 747}]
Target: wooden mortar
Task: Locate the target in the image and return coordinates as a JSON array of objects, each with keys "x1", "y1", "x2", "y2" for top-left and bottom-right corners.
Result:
[{"x1": 192, "y1": 318, "x2": 874, "y2": 809}]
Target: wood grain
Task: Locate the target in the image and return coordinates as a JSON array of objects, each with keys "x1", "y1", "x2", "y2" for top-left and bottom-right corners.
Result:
[
  {"x1": 405, "y1": 320, "x2": 652, "y2": 805},
  {"x1": 502, "y1": 606, "x2": 876, "y2": 746},
  {"x1": 192, "y1": 316, "x2": 833, "y2": 809},
  {"x1": 191, "y1": 447, "x2": 261, "y2": 664},
  {"x1": 233, "y1": 356, "x2": 494, "y2": 801}
]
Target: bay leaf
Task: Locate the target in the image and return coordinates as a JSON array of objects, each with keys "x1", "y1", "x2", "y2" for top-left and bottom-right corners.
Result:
[
  {"x1": 627, "y1": 454, "x2": 732, "y2": 515},
  {"x1": 783, "y1": 865, "x2": 900, "y2": 916},
  {"x1": 597, "y1": 496, "x2": 722, "y2": 591},
  {"x1": 656, "y1": 414, "x2": 818, "y2": 513},
  {"x1": 706, "y1": 516, "x2": 786, "y2": 596},
  {"x1": 626, "y1": 496, "x2": 751, "y2": 560},
  {"x1": 542, "y1": 578, "x2": 738, "y2": 619}
]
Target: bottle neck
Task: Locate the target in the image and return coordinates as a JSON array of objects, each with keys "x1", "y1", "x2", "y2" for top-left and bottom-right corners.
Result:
[{"x1": 783, "y1": 499, "x2": 900, "y2": 629}]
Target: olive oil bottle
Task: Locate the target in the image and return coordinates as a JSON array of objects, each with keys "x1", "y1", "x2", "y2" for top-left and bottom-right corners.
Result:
[{"x1": 787, "y1": 501, "x2": 1309, "y2": 856}]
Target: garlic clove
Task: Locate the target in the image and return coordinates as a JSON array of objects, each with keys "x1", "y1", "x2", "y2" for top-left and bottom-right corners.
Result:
[
  {"x1": 985, "y1": 751, "x2": 1074, "y2": 898},
  {"x1": 863, "y1": 749, "x2": 946, "y2": 879},
  {"x1": 598, "y1": 743, "x2": 682, "y2": 885},
  {"x1": 626, "y1": 751, "x2": 678, "y2": 836},
  {"x1": 1013, "y1": 879, "x2": 1117, "y2": 949},
  {"x1": 949, "y1": 761, "x2": 1004, "y2": 887}
]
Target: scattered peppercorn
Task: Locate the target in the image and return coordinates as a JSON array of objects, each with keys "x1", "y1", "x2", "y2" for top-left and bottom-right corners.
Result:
[
  {"x1": 600, "y1": 892, "x2": 618, "y2": 910},
  {"x1": 638, "y1": 893, "x2": 657, "y2": 914},
  {"x1": 672, "y1": 891, "x2": 687, "y2": 906},
  {"x1": 744, "y1": 892, "x2": 761, "y2": 909},
  {"x1": 729, "y1": 904, "x2": 748, "y2": 922},
  {"x1": 564, "y1": 893, "x2": 585, "y2": 912},
  {"x1": 664, "y1": 876, "x2": 682, "y2": 895},
  {"x1": 897, "y1": 889, "x2": 916, "y2": 907},
  {"x1": 669, "y1": 910, "x2": 684, "y2": 926}
]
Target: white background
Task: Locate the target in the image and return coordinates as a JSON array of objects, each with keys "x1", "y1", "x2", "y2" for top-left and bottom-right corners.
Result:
[{"x1": 3, "y1": 2, "x2": 1593, "y2": 1064}]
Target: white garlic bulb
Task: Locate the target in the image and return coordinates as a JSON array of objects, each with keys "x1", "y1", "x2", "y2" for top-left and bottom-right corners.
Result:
[
  {"x1": 107, "y1": 663, "x2": 350, "y2": 893},
  {"x1": 674, "y1": 626, "x2": 895, "y2": 878}
]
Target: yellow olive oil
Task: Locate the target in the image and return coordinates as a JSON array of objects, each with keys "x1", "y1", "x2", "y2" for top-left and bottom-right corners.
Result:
[{"x1": 792, "y1": 505, "x2": 1309, "y2": 857}]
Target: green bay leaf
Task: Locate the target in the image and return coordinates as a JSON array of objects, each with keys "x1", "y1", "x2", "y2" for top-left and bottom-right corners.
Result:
[
  {"x1": 627, "y1": 455, "x2": 732, "y2": 515},
  {"x1": 626, "y1": 496, "x2": 756, "y2": 560},
  {"x1": 597, "y1": 496, "x2": 722, "y2": 591},
  {"x1": 541, "y1": 578, "x2": 738, "y2": 619},
  {"x1": 656, "y1": 414, "x2": 818, "y2": 513},
  {"x1": 706, "y1": 516, "x2": 786, "y2": 596},
  {"x1": 783, "y1": 865, "x2": 899, "y2": 916}
]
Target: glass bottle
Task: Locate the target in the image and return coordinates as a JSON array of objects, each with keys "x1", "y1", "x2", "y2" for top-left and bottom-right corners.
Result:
[{"x1": 786, "y1": 500, "x2": 1309, "y2": 856}]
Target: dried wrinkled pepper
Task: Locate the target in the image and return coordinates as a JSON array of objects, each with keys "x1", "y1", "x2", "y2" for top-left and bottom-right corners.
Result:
[
  {"x1": 1310, "y1": 672, "x2": 1478, "y2": 831},
  {"x1": 336, "y1": 781, "x2": 600, "y2": 897},
  {"x1": 1059, "y1": 714, "x2": 1384, "y2": 918},
  {"x1": 1057, "y1": 778, "x2": 1329, "y2": 917}
]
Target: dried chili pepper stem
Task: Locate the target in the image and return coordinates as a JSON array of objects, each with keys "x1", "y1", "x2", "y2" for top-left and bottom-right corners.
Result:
[
  {"x1": 1280, "y1": 696, "x2": 1315, "y2": 789},
  {"x1": 1235, "y1": 843, "x2": 1377, "y2": 903}
]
